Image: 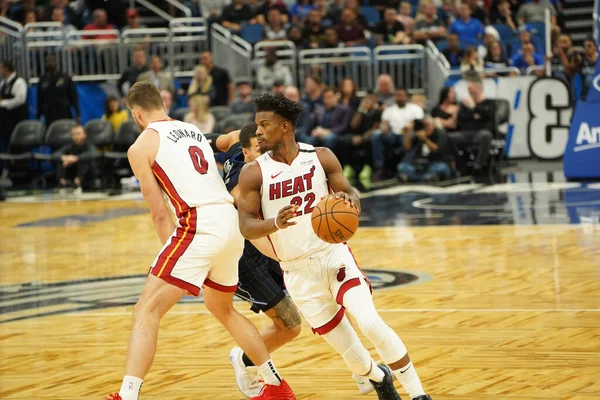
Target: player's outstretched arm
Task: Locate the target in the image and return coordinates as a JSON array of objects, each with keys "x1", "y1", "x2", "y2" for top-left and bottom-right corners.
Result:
[
  {"x1": 316, "y1": 147, "x2": 361, "y2": 213},
  {"x1": 237, "y1": 161, "x2": 297, "y2": 240},
  {"x1": 128, "y1": 131, "x2": 175, "y2": 245}
]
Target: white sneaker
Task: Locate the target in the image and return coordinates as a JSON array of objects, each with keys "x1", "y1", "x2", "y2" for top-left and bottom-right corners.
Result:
[
  {"x1": 353, "y1": 373, "x2": 375, "y2": 395},
  {"x1": 73, "y1": 186, "x2": 82, "y2": 197},
  {"x1": 229, "y1": 347, "x2": 263, "y2": 398}
]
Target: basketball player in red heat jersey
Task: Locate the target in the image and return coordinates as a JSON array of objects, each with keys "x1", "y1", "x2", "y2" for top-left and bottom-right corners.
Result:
[
  {"x1": 106, "y1": 83, "x2": 295, "y2": 400},
  {"x1": 237, "y1": 94, "x2": 432, "y2": 400}
]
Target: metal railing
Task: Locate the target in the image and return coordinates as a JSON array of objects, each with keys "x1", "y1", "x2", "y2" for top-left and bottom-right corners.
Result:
[
  {"x1": 298, "y1": 47, "x2": 373, "y2": 92},
  {"x1": 0, "y1": 17, "x2": 26, "y2": 77},
  {"x1": 169, "y1": 18, "x2": 208, "y2": 77},
  {"x1": 65, "y1": 30, "x2": 122, "y2": 82},
  {"x1": 374, "y1": 44, "x2": 425, "y2": 94},
  {"x1": 425, "y1": 41, "x2": 449, "y2": 109}
]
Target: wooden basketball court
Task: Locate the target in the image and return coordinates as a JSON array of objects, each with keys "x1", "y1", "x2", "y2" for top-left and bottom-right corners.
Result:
[{"x1": 1, "y1": 185, "x2": 599, "y2": 399}]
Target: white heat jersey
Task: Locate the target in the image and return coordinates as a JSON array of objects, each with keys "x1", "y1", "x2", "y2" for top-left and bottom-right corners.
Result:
[
  {"x1": 256, "y1": 142, "x2": 330, "y2": 262},
  {"x1": 148, "y1": 120, "x2": 233, "y2": 218}
]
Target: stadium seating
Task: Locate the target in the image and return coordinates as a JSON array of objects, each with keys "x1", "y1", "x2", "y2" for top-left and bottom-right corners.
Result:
[
  {"x1": 240, "y1": 24, "x2": 265, "y2": 45},
  {"x1": 359, "y1": 6, "x2": 381, "y2": 26},
  {"x1": 84, "y1": 119, "x2": 115, "y2": 150}
]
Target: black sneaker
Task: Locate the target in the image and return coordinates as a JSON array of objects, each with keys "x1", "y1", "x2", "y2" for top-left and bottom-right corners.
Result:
[
  {"x1": 412, "y1": 395, "x2": 432, "y2": 400},
  {"x1": 369, "y1": 364, "x2": 402, "y2": 400}
]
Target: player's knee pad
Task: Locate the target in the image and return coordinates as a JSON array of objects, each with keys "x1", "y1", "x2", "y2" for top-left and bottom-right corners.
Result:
[
  {"x1": 342, "y1": 343, "x2": 372, "y2": 376},
  {"x1": 356, "y1": 315, "x2": 389, "y2": 346}
]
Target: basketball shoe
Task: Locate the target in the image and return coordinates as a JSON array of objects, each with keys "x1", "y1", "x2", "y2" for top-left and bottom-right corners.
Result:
[
  {"x1": 230, "y1": 347, "x2": 264, "y2": 397},
  {"x1": 105, "y1": 394, "x2": 122, "y2": 400},
  {"x1": 353, "y1": 373, "x2": 375, "y2": 394},
  {"x1": 250, "y1": 379, "x2": 295, "y2": 400},
  {"x1": 370, "y1": 365, "x2": 402, "y2": 400}
]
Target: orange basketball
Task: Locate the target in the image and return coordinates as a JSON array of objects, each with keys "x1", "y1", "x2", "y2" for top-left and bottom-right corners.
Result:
[{"x1": 311, "y1": 196, "x2": 359, "y2": 244}]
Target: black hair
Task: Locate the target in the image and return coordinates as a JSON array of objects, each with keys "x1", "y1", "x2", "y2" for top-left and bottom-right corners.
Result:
[
  {"x1": 583, "y1": 36, "x2": 597, "y2": 46},
  {"x1": 253, "y1": 93, "x2": 304, "y2": 126},
  {"x1": 104, "y1": 95, "x2": 120, "y2": 117},
  {"x1": 1, "y1": 60, "x2": 15, "y2": 72},
  {"x1": 240, "y1": 122, "x2": 257, "y2": 149},
  {"x1": 438, "y1": 86, "x2": 452, "y2": 105}
]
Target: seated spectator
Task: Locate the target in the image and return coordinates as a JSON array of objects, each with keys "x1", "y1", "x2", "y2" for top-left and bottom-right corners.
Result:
[
  {"x1": 50, "y1": 7, "x2": 77, "y2": 39},
  {"x1": 257, "y1": 49, "x2": 293, "y2": 92},
  {"x1": 376, "y1": 74, "x2": 396, "y2": 108},
  {"x1": 489, "y1": 0, "x2": 517, "y2": 32},
  {"x1": 307, "y1": 87, "x2": 351, "y2": 152},
  {"x1": 371, "y1": 8, "x2": 410, "y2": 45},
  {"x1": 284, "y1": 85, "x2": 314, "y2": 141},
  {"x1": 301, "y1": 75, "x2": 324, "y2": 113},
  {"x1": 397, "y1": 2, "x2": 415, "y2": 35},
  {"x1": 188, "y1": 65, "x2": 216, "y2": 103},
  {"x1": 185, "y1": 95, "x2": 216, "y2": 133},
  {"x1": 200, "y1": 50, "x2": 233, "y2": 106},
  {"x1": 201, "y1": 0, "x2": 233, "y2": 19},
  {"x1": 320, "y1": 28, "x2": 342, "y2": 49},
  {"x1": 344, "y1": 0, "x2": 368, "y2": 28},
  {"x1": 326, "y1": 0, "x2": 345, "y2": 25},
  {"x1": 47, "y1": 0, "x2": 80, "y2": 29},
  {"x1": 413, "y1": 0, "x2": 447, "y2": 44},
  {"x1": 397, "y1": 117, "x2": 452, "y2": 182},
  {"x1": 484, "y1": 40, "x2": 511, "y2": 73},
  {"x1": 335, "y1": 8, "x2": 367, "y2": 46},
  {"x1": 517, "y1": 0, "x2": 557, "y2": 25},
  {"x1": 511, "y1": 41, "x2": 544, "y2": 75},
  {"x1": 431, "y1": 86, "x2": 459, "y2": 132},
  {"x1": 302, "y1": 9, "x2": 326, "y2": 48},
  {"x1": 287, "y1": 25, "x2": 306, "y2": 50},
  {"x1": 461, "y1": 46, "x2": 485, "y2": 76},
  {"x1": 9, "y1": 0, "x2": 35, "y2": 24},
  {"x1": 450, "y1": 75, "x2": 494, "y2": 173},
  {"x1": 549, "y1": 33, "x2": 576, "y2": 83},
  {"x1": 350, "y1": 91, "x2": 382, "y2": 137},
  {"x1": 443, "y1": 33, "x2": 464, "y2": 68},
  {"x1": 450, "y1": 4, "x2": 484, "y2": 44},
  {"x1": 83, "y1": 9, "x2": 118, "y2": 40},
  {"x1": 117, "y1": 47, "x2": 148, "y2": 97},
  {"x1": 24, "y1": 9, "x2": 36, "y2": 26},
  {"x1": 290, "y1": 0, "x2": 315, "y2": 25},
  {"x1": 371, "y1": 88, "x2": 424, "y2": 180},
  {"x1": 339, "y1": 78, "x2": 360, "y2": 115},
  {"x1": 264, "y1": 7, "x2": 288, "y2": 40},
  {"x1": 137, "y1": 56, "x2": 175, "y2": 94},
  {"x1": 465, "y1": 0, "x2": 486, "y2": 24},
  {"x1": 573, "y1": 36, "x2": 598, "y2": 101},
  {"x1": 255, "y1": 0, "x2": 290, "y2": 24},
  {"x1": 230, "y1": 80, "x2": 256, "y2": 115},
  {"x1": 161, "y1": 90, "x2": 174, "y2": 117},
  {"x1": 103, "y1": 95, "x2": 129, "y2": 133},
  {"x1": 221, "y1": 0, "x2": 253, "y2": 33},
  {"x1": 314, "y1": 0, "x2": 333, "y2": 26},
  {"x1": 54, "y1": 124, "x2": 98, "y2": 194},
  {"x1": 371, "y1": 0, "x2": 401, "y2": 14},
  {"x1": 271, "y1": 80, "x2": 286, "y2": 95},
  {"x1": 123, "y1": 8, "x2": 147, "y2": 31}
]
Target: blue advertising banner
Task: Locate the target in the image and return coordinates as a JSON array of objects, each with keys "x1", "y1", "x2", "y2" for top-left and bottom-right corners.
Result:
[{"x1": 564, "y1": 102, "x2": 600, "y2": 179}]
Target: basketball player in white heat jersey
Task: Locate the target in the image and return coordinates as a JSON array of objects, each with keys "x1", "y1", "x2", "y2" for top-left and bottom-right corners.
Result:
[
  {"x1": 106, "y1": 82, "x2": 295, "y2": 400},
  {"x1": 237, "y1": 94, "x2": 432, "y2": 400}
]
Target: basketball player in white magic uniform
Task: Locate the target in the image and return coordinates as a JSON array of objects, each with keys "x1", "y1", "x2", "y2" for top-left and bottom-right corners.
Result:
[
  {"x1": 107, "y1": 82, "x2": 295, "y2": 400},
  {"x1": 237, "y1": 94, "x2": 433, "y2": 400}
]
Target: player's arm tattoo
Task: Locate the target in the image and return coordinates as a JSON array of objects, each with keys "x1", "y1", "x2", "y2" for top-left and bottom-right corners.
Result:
[{"x1": 271, "y1": 296, "x2": 302, "y2": 329}]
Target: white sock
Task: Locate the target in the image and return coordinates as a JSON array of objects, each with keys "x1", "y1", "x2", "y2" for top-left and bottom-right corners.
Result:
[
  {"x1": 258, "y1": 359, "x2": 282, "y2": 386},
  {"x1": 392, "y1": 362, "x2": 425, "y2": 398},
  {"x1": 118, "y1": 375, "x2": 143, "y2": 400},
  {"x1": 364, "y1": 360, "x2": 385, "y2": 383}
]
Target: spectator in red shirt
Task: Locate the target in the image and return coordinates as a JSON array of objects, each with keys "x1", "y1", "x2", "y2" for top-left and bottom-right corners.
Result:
[
  {"x1": 334, "y1": 8, "x2": 367, "y2": 46},
  {"x1": 83, "y1": 9, "x2": 117, "y2": 40}
]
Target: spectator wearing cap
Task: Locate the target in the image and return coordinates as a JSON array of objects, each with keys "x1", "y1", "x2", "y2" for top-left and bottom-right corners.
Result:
[
  {"x1": 83, "y1": 9, "x2": 118, "y2": 40},
  {"x1": 264, "y1": 8, "x2": 289, "y2": 40},
  {"x1": 257, "y1": 50, "x2": 293, "y2": 93},
  {"x1": 335, "y1": 8, "x2": 367, "y2": 46},
  {"x1": 230, "y1": 80, "x2": 256, "y2": 115},
  {"x1": 200, "y1": 50, "x2": 233, "y2": 106},
  {"x1": 413, "y1": 0, "x2": 447, "y2": 44},
  {"x1": 221, "y1": 0, "x2": 253, "y2": 34},
  {"x1": 449, "y1": 3, "x2": 484, "y2": 44},
  {"x1": 123, "y1": 8, "x2": 147, "y2": 31}
]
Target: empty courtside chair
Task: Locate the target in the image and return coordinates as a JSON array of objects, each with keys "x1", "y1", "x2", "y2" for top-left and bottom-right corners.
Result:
[
  {"x1": 0, "y1": 121, "x2": 45, "y2": 186},
  {"x1": 210, "y1": 106, "x2": 231, "y2": 122},
  {"x1": 84, "y1": 119, "x2": 115, "y2": 151}
]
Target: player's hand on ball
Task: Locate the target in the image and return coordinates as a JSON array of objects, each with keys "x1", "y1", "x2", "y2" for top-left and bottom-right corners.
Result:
[
  {"x1": 275, "y1": 205, "x2": 299, "y2": 229},
  {"x1": 322, "y1": 192, "x2": 360, "y2": 213}
]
